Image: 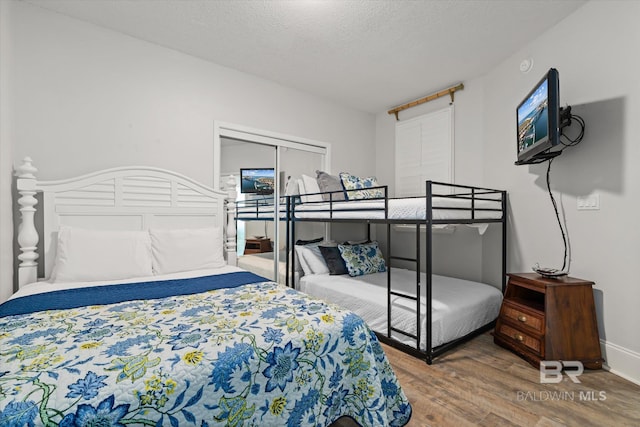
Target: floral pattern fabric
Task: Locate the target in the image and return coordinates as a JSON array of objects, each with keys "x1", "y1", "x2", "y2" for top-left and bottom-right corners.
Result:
[
  {"x1": 0, "y1": 278, "x2": 411, "y2": 427},
  {"x1": 339, "y1": 173, "x2": 385, "y2": 200},
  {"x1": 338, "y1": 242, "x2": 387, "y2": 277}
]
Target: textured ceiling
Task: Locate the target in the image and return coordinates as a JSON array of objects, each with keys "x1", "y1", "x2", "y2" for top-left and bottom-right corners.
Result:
[{"x1": 24, "y1": 0, "x2": 585, "y2": 113}]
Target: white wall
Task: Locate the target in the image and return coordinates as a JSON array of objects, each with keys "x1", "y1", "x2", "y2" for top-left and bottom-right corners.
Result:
[
  {"x1": 0, "y1": 0, "x2": 375, "y2": 298},
  {"x1": 0, "y1": 1, "x2": 14, "y2": 303},
  {"x1": 482, "y1": 1, "x2": 640, "y2": 383}
]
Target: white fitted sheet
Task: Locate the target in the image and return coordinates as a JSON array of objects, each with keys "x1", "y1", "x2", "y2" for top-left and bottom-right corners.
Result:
[{"x1": 299, "y1": 268, "x2": 502, "y2": 349}]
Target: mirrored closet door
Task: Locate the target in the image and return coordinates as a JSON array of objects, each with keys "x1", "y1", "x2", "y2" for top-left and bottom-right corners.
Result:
[{"x1": 214, "y1": 122, "x2": 330, "y2": 284}]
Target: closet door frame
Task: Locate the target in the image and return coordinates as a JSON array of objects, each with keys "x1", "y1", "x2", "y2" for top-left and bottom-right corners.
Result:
[{"x1": 213, "y1": 121, "x2": 331, "y2": 277}]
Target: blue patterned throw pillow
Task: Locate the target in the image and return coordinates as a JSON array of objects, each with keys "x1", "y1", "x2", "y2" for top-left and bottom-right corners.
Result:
[
  {"x1": 338, "y1": 241, "x2": 387, "y2": 276},
  {"x1": 339, "y1": 172, "x2": 385, "y2": 200}
]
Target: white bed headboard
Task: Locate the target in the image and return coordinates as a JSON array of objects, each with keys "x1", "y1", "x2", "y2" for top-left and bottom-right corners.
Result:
[{"x1": 16, "y1": 157, "x2": 237, "y2": 288}]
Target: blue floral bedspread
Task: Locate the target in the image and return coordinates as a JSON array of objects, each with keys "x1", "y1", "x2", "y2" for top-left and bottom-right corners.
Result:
[{"x1": 0, "y1": 273, "x2": 411, "y2": 426}]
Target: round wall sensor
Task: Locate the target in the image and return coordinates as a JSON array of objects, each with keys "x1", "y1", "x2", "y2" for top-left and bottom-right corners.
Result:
[{"x1": 520, "y1": 58, "x2": 534, "y2": 73}]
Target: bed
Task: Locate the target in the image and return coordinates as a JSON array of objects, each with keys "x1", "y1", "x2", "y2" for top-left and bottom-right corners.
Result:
[
  {"x1": 285, "y1": 174, "x2": 508, "y2": 364},
  {"x1": 1, "y1": 158, "x2": 412, "y2": 427}
]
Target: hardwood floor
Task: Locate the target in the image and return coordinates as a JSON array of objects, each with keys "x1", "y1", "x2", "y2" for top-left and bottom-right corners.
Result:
[{"x1": 381, "y1": 333, "x2": 640, "y2": 427}]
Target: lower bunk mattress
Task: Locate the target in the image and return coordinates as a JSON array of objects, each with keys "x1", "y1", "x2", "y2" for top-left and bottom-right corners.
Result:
[{"x1": 299, "y1": 268, "x2": 503, "y2": 350}]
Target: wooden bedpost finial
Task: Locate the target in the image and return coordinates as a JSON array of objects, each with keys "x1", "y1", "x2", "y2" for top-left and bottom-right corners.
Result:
[
  {"x1": 225, "y1": 175, "x2": 237, "y2": 267},
  {"x1": 16, "y1": 157, "x2": 39, "y2": 287}
]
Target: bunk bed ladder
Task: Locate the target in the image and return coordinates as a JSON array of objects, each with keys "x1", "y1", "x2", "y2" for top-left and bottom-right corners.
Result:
[
  {"x1": 288, "y1": 196, "x2": 297, "y2": 289},
  {"x1": 426, "y1": 181, "x2": 433, "y2": 364},
  {"x1": 387, "y1": 222, "x2": 422, "y2": 353},
  {"x1": 285, "y1": 196, "x2": 291, "y2": 288},
  {"x1": 501, "y1": 190, "x2": 508, "y2": 293}
]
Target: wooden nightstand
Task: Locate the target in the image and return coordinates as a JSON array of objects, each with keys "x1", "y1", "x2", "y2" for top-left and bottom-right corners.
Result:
[
  {"x1": 494, "y1": 273, "x2": 603, "y2": 369},
  {"x1": 244, "y1": 238, "x2": 272, "y2": 255}
]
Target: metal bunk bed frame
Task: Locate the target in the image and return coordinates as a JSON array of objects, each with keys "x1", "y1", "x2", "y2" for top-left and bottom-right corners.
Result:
[{"x1": 285, "y1": 180, "x2": 508, "y2": 364}]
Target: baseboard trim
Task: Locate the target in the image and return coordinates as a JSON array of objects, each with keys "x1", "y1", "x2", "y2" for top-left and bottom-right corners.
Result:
[{"x1": 600, "y1": 339, "x2": 640, "y2": 386}]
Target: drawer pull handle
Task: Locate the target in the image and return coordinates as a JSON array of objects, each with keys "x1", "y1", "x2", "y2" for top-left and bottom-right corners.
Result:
[
  {"x1": 517, "y1": 315, "x2": 527, "y2": 323},
  {"x1": 514, "y1": 334, "x2": 524, "y2": 342}
]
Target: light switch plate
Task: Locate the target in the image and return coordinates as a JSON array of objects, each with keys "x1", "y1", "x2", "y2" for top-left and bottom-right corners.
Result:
[{"x1": 577, "y1": 193, "x2": 600, "y2": 210}]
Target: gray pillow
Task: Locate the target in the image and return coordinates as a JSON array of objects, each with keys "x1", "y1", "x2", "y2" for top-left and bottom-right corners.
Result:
[{"x1": 315, "y1": 170, "x2": 346, "y2": 201}]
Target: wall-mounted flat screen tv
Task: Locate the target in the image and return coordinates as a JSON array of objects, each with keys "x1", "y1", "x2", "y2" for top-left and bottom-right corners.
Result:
[
  {"x1": 240, "y1": 168, "x2": 275, "y2": 194},
  {"x1": 516, "y1": 68, "x2": 560, "y2": 165}
]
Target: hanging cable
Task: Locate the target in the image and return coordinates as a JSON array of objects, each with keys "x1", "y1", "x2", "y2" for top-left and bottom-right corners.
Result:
[
  {"x1": 543, "y1": 112, "x2": 585, "y2": 273},
  {"x1": 545, "y1": 158, "x2": 568, "y2": 272},
  {"x1": 532, "y1": 112, "x2": 586, "y2": 277}
]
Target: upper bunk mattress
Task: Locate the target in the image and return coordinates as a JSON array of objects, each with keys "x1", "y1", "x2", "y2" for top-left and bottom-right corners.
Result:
[
  {"x1": 292, "y1": 197, "x2": 503, "y2": 220},
  {"x1": 299, "y1": 267, "x2": 503, "y2": 349}
]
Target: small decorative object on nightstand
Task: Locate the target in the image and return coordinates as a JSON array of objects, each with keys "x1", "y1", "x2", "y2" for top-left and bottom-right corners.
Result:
[
  {"x1": 244, "y1": 238, "x2": 272, "y2": 255},
  {"x1": 494, "y1": 273, "x2": 603, "y2": 369}
]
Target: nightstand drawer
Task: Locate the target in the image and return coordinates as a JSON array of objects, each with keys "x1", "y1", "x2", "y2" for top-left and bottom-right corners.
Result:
[
  {"x1": 496, "y1": 323, "x2": 542, "y2": 356},
  {"x1": 501, "y1": 302, "x2": 544, "y2": 333}
]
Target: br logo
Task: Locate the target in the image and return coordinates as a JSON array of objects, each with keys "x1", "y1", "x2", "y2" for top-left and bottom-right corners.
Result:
[{"x1": 540, "y1": 361, "x2": 583, "y2": 384}]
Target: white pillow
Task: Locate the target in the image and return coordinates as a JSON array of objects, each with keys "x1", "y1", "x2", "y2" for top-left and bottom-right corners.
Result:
[
  {"x1": 301, "y1": 174, "x2": 323, "y2": 203},
  {"x1": 297, "y1": 178, "x2": 308, "y2": 203},
  {"x1": 295, "y1": 245, "x2": 329, "y2": 275},
  {"x1": 284, "y1": 176, "x2": 299, "y2": 196},
  {"x1": 294, "y1": 245, "x2": 313, "y2": 275},
  {"x1": 51, "y1": 226, "x2": 153, "y2": 283},
  {"x1": 149, "y1": 227, "x2": 226, "y2": 275}
]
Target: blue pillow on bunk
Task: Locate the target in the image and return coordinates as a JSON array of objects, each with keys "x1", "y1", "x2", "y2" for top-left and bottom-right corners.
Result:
[
  {"x1": 338, "y1": 241, "x2": 386, "y2": 277},
  {"x1": 339, "y1": 172, "x2": 385, "y2": 200}
]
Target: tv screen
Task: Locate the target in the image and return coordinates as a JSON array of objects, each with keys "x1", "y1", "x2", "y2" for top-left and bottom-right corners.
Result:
[
  {"x1": 240, "y1": 168, "x2": 275, "y2": 194},
  {"x1": 516, "y1": 68, "x2": 560, "y2": 165}
]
